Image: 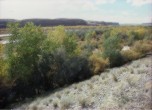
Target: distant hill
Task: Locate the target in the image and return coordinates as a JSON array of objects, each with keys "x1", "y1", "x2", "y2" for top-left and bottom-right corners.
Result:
[
  {"x1": 87, "y1": 21, "x2": 119, "y2": 26},
  {"x1": 0, "y1": 19, "x2": 87, "y2": 28},
  {"x1": 0, "y1": 19, "x2": 17, "y2": 28},
  {"x1": 142, "y1": 23, "x2": 152, "y2": 26},
  {"x1": 20, "y1": 18, "x2": 87, "y2": 27},
  {"x1": 0, "y1": 18, "x2": 119, "y2": 28}
]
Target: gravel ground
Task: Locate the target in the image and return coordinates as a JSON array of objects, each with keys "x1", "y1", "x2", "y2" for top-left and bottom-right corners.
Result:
[{"x1": 15, "y1": 55, "x2": 152, "y2": 110}]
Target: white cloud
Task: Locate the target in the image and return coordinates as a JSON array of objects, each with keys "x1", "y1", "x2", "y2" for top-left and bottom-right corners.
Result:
[
  {"x1": 0, "y1": 0, "x2": 151, "y2": 23},
  {"x1": 95, "y1": 0, "x2": 116, "y2": 5},
  {"x1": 0, "y1": 0, "x2": 116, "y2": 19},
  {"x1": 121, "y1": 11, "x2": 130, "y2": 16},
  {"x1": 127, "y1": 0, "x2": 152, "y2": 6}
]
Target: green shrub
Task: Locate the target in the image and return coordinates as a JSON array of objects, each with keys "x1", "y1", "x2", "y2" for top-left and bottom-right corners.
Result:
[
  {"x1": 2, "y1": 24, "x2": 151, "y2": 108},
  {"x1": 46, "y1": 26, "x2": 77, "y2": 56},
  {"x1": 127, "y1": 31, "x2": 144, "y2": 45},
  {"x1": 6, "y1": 22, "x2": 46, "y2": 82},
  {"x1": 103, "y1": 36, "x2": 124, "y2": 67},
  {"x1": 0, "y1": 44, "x2": 8, "y2": 81},
  {"x1": 63, "y1": 35, "x2": 77, "y2": 56},
  {"x1": 0, "y1": 44, "x2": 12, "y2": 108},
  {"x1": 38, "y1": 26, "x2": 91, "y2": 88},
  {"x1": 38, "y1": 49, "x2": 92, "y2": 88}
]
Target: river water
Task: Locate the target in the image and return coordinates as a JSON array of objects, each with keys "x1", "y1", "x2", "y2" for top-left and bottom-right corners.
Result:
[
  {"x1": 0, "y1": 34, "x2": 11, "y2": 38},
  {"x1": 0, "y1": 34, "x2": 11, "y2": 44}
]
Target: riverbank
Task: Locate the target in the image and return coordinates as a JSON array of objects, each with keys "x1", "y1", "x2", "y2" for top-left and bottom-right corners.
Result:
[{"x1": 14, "y1": 55, "x2": 152, "y2": 110}]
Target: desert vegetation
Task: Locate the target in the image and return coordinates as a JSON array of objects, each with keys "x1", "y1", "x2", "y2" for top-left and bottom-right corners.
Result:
[
  {"x1": 0, "y1": 22, "x2": 152, "y2": 108},
  {"x1": 15, "y1": 55, "x2": 152, "y2": 110}
]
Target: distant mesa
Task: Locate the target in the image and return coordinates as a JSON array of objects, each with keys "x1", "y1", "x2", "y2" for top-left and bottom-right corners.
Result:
[
  {"x1": 142, "y1": 23, "x2": 152, "y2": 26},
  {"x1": 0, "y1": 19, "x2": 87, "y2": 28},
  {"x1": 20, "y1": 18, "x2": 87, "y2": 27},
  {"x1": 0, "y1": 18, "x2": 119, "y2": 28},
  {"x1": 87, "y1": 20, "x2": 119, "y2": 26},
  {"x1": 0, "y1": 19, "x2": 17, "y2": 28}
]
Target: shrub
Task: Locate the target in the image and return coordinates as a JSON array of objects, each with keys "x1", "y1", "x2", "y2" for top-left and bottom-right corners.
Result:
[
  {"x1": 0, "y1": 44, "x2": 9, "y2": 87},
  {"x1": 90, "y1": 39, "x2": 98, "y2": 48},
  {"x1": 121, "y1": 49, "x2": 141, "y2": 61},
  {"x1": 103, "y1": 36, "x2": 124, "y2": 67},
  {"x1": 144, "y1": 29, "x2": 152, "y2": 40},
  {"x1": 127, "y1": 30, "x2": 146, "y2": 46},
  {"x1": 102, "y1": 30, "x2": 111, "y2": 40},
  {"x1": 1, "y1": 23, "x2": 88, "y2": 105},
  {"x1": 6, "y1": 22, "x2": 46, "y2": 82},
  {"x1": 0, "y1": 44, "x2": 7, "y2": 77},
  {"x1": 3, "y1": 23, "x2": 49, "y2": 100},
  {"x1": 46, "y1": 26, "x2": 77, "y2": 56},
  {"x1": 52, "y1": 55, "x2": 92, "y2": 87},
  {"x1": 85, "y1": 31, "x2": 92, "y2": 41},
  {"x1": 38, "y1": 50, "x2": 92, "y2": 88},
  {"x1": 60, "y1": 96, "x2": 74, "y2": 109},
  {"x1": 121, "y1": 40, "x2": 152, "y2": 62},
  {"x1": 83, "y1": 43, "x2": 96, "y2": 53},
  {"x1": 43, "y1": 26, "x2": 66, "y2": 54},
  {"x1": 0, "y1": 44, "x2": 3, "y2": 56},
  {"x1": 89, "y1": 53, "x2": 109, "y2": 75},
  {"x1": 0, "y1": 45, "x2": 12, "y2": 108},
  {"x1": 63, "y1": 34, "x2": 77, "y2": 56},
  {"x1": 133, "y1": 40, "x2": 152, "y2": 54},
  {"x1": 38, "y1": 26, "x2": 91, "y2": 88},
  {"x1": 78, "y1": 96, "x2": 93, "y2": 108},
  {"x1": 92, "y1": 31, "x2": 97, "y2": 38},
  {"x1": 0, "y1": 42, "x2": 17, "y2": 108}
]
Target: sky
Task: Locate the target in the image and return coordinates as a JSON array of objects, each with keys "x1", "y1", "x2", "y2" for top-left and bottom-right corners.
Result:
[{"x1": 0, "y1": 0, "x2": 152, "y2": 24}]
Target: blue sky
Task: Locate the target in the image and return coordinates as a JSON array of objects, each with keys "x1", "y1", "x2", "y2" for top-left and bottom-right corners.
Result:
[{"x1": 0, "y1": 0, "x2": 151, "y2": 24}]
